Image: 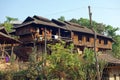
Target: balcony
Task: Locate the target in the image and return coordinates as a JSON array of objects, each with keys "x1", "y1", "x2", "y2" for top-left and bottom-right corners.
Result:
[
  {"x1": 36, "y1": 35, "x2": 72, "y2": 43},
  {"x1": 74, "y1": 40, "x2": 94, "y2": 47},
  {"x1": 73, "y1": 39, "x2": 112, "y2": 50},
  {"x1": 97, "y1": 43, "x2": 112, "y2": 49}
]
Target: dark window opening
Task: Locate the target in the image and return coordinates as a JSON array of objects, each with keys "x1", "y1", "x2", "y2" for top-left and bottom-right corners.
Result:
[
  {"x1": 86, "y1": 37, "x2": 90, "y2": 42},
  {"x1": 39, "y1": 28, "x2": 44, "y2": 35},
  {"x1": 78, "y1": 35, "x2": 82, "y2": 41},
  {"x1": 104, "y1": 40, "x2": 108, "y2": 45},
  {"x1": 99, "y1": 39, "x2": 102, "y2": 44},
  {"x1": 61, "y1": 31, "x2": 71, "y2": 38}
]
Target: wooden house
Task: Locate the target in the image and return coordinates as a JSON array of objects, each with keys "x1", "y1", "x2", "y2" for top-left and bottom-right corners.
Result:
[
  {"x1": 13, "y1": 15, "x2": 69, "y2": 44},
  {"x1": 0, "y1": 27, "x2": 21, "y2": 62},
  {"x1": 52, "y1": 19, "x2": 113, "y2": 54},
  {"x1": 0, "y1": 27, "x2": 20, "y2": 45},
  {"x1": 11, "y1": 15, "x2": 114, "y2": 61},
  {"x1": 12, "y1": 15, "x2": 72, "y2": 61},
  {"x1": 9, "y1": 15, "x2": 120, "y2": 80},
  {"x1": 98, "y1": 54, "x2": 120, "y2": 80}
]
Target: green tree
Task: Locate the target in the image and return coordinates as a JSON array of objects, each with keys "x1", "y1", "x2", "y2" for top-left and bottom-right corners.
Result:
[
  {"x1": 70, "y1": 18, "x2": 106, "y2": 34},
  {"x1": 58, "y1": 16, "x2": 65, "y2": 21},
  {"x1": 47, "y1": 42, "x2": 107, "y2": 80},
  {"x1": 112, "y1": 35, "x2": 120, "y2": 59},
  {"x1": 2, "y1": 16, "x2": 18, "y2": 32},
  {"x1": 26, "y1": 48, "x2": 43, "y2": 80},
  {"x1": 47, "y1": 42, "x2": 85, "y2": 80},
  {"x1": 69, "y1": 18, "x2": 80, "y2": 24},
  {"x1": 82, "y1": 48, "x2": 107, "y2": 80},
  {"x1": 82, "y1": 48, "x2": 96, "y2": 80},
  {"x1": 105, "y1": 25, "x2": 119, "y2": 38},
  {"x1": 5, "y1": 16, "x2": 18, "y2": 22}
]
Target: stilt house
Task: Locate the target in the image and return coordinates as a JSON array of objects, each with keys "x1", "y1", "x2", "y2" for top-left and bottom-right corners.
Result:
[{"x1": 11, "y1": 15, "x2": 120, "y2": 79}]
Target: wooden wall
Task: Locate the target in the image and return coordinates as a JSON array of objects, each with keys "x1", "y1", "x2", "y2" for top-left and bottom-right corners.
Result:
[
  {"x1": 108, "y1": 66, "x2": 120, "y2": 80},
  {"x1": 19, "y1": 35, "x2": 34, "y2": 42},
  {"x1": 16, "y1": 26, "x2": 32, "y2": 35},
  {"x1": 72, "y1": 32, "x2": 112, "y2": 50},
  {"x1": 16, "y1": 25, "x2": 113, "y2": 50},
  {"x1": 17, "y1": 25, "x2": 53, "y2": 43}
]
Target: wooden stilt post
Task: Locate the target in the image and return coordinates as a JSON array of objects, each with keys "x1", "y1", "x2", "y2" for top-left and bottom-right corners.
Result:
[{"x1": 58, "y1": 28, "x2": 61, "y2": 40}]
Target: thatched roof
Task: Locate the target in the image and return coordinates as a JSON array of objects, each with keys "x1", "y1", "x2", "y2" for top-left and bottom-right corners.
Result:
[
  {"x1": 64, "y1": 21, "x2": 93, "y2": 34},
  {"x1": 0, "y1": 32, "x2": 21, "y2": 44},
  {"x1": 98, "y1": 53, "x2": 120, "y2": 64},
  {"x1": 13, "y1": 15, "x2": 113, "y2": 41},
  {"x1": 52, "y1": 19, "x2": 70, "y2": 30},
  {"x1": 0, "y1": 27, "x2": 9, "y2": 35},
  {"x1": 14, "y1": 15, "x2": 62, "y2": 29},
  {"x1": 22, "y1": 16, "x2": 34, "y2": 23},
  {"x1": 52, "y1": 19, "x2": 94, "y2": 34},
  {"x1": 52, "y1": 19, "x2": 113, "y2": 41}
]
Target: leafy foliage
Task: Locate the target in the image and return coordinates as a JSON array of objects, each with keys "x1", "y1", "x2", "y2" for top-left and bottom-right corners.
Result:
[
  {"x1": 58, "y1": 16, "x2": 65, "y2": 21},
  {"x1": 2, "y1": 22, "x2": 13, "y2": 32},
  {"x1": 26, "y1": 48, "x2": 43, "y2": 80},
  {"x1": 112, "y1": 35, "x2": 120, "y2": 59},
  {"x1": 69, "y1": 18, "x2": 105, "y2": 34},
  {"x1": 47, "y1": 42, "x2": 85, "y2": 80},
  {"x1": 82, "y1": 48, "x2": 96, "y2": 80},
  {"x1": 82, "y1": 48, "x2": 107, "y2": 80},
  {"x1": 1, "y1": 16, "x2": 18, "y2": 32},
  {"x1": 105, "y1": 25, "x2": 119, "y2": 38},
  {"x1": 47, "y1": 42, "x2": 107, "y2": 80}
]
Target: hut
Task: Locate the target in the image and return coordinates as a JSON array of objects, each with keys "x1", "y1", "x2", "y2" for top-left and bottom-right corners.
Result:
[
  {"x1": 0, "y1": 27, "x2": 21, "y2": 62},
  {"x1": 98, "y1": 53, "x2": 120, "y2": 80}
]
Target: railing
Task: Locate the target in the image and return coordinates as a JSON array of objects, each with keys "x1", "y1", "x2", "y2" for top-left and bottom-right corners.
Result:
[
  {"x1": 97, "y1": 43, "x2": 112, "y2": 49},
  {"x1": 60, "y1": 37, "x2": 72, "y2": 42},
  {"x1": 74, "y1": 40, "x2": 94, "y2": 47},
  {"x1": 36, "y1": 35, "x2": 72, "y2": 42},
  {"x1": 74, "y1": 40, "x2": 112, "y2": 49}
]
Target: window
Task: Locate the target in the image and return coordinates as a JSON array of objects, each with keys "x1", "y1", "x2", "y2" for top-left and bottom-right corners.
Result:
[
  {"x1": 104, "y1": 39, "x2": 108, "y2": 45},
  {"x1": 40, "y1": 28, "x2": 43, "y2": 35},
  {"x1": 78, "y1": 35, "x2": 82, "y2": 41},
  {"x1": 86, "y1": 37, "x2": 90, "y2": 42},
  {"x1": 99, "y1": 39, "x2": 102, "y2": 44}
]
